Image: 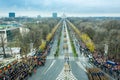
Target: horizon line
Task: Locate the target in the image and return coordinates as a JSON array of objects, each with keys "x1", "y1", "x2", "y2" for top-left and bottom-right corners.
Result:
[{"x1": 0, "y1": 12, "x2": 120, "y2": 17}]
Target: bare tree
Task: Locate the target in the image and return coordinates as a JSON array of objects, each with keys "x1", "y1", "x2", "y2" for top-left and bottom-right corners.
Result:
[{"x1": 0, "y1": 33, "x2": 7, "y2": 58}]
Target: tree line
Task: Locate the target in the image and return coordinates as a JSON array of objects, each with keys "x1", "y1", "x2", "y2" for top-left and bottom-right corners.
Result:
[
  {"x1": 68, "y1": 17, "x2": 120, "y2": 61},
  {"x1": 0, "y1": 18, "x2": 60, "y2": 58}
]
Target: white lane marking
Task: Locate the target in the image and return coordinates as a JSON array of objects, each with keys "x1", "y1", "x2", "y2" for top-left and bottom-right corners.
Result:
[
  {"x1": 44, "y1": 60, "x2": 56, "y2": 74},
  {"x1": 76, "y1": 62, "x2": 87, "y2": 72},
  {"x1": 56, "y1": 66, "x2": 77, "y2": 80},
  {"x1": 46, "y1": 56, "x2": 54, "y2": 59}
]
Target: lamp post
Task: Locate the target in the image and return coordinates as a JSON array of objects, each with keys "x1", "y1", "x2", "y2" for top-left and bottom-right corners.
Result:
[
  {"x1": 30, "y1": 40, "x2": 33, "y2": 53},
  {"x1": 104, "y1": 43, "x2": 108, "y2": 57}
]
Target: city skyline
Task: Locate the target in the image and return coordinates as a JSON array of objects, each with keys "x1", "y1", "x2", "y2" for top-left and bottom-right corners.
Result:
[{"x1": 0, "y1": 0, "x2": 120, "y2": 17}]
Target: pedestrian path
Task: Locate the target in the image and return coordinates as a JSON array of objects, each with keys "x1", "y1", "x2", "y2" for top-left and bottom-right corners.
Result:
[
  {"x1": 46, "y1": 56, "x2": 55, "y2": 59},
  {"x1": 47, "y1": 56, "x2": 89, "y2": 61},
  {"x1": 76, "y1": 61, "x2": 87, "y2": 72},
  {"x1": 56, "y1": 62, "x2": 77, "y2": 80}
]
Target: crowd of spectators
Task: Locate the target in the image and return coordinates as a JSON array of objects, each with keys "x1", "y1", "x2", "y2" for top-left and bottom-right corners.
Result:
[
  {"x1": 92, "y1": 53, "x2": 120, "y2": 80},
  {"x1": 0, "y1": 54, "x2": 46, "y2": 80}
]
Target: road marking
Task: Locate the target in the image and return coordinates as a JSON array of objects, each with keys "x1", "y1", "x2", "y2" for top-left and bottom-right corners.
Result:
[
  {"x1": 46, "y1": 56, "x2": 54, "y2": 59},
  {"x1": 76, "y1": 62, "x2": 87, "y2": 72},
  {"x1": 44, "y1": 60, "x2": 56, "y2": 74},
  {"x1": 56, "y1": 66, "x2": 77, "y2": 80}
]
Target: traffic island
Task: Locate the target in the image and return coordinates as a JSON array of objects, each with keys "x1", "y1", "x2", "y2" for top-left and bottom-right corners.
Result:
[
  {"x1": 54, "y1": 27, "x2": 62, "y2": 57},
  {"x1": 54, "y1": 48, "x2": 59, "y2": 57},
  {"x1": 70, "y1": 36, "x2": 78, "y2": 57}
]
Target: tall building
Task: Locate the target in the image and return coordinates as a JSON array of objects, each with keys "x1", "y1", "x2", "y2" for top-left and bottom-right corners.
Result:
[
  {"x1": 52, "y1": 13, "x2": 57, "y2": 18},
  {"x1": 37, "y1": 15, "x2": 41, "y2": 18},
  {"x1": 0, "y1": 27, "x2": 29, "y2": 43},
  {"x1": 9, "y1": 12, "x2": 15, "y2": 18},
  {"x1": 0, "y1": 27, "x2": 19, "y2": 43}
]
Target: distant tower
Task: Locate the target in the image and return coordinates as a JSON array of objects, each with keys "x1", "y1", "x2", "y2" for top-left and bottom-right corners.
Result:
[
  {"x1": 62, "y1": 13, "x2": 66, "y2": 18},
  {"x1": 9, "y1": 12, "x2": 15, "y2": 18},
  {"x1": 37, "y1": 15, "x2": 41, "y2": 18},
  {"x1": 52, "y1": 13, "x2": 57, "y2": 18}
]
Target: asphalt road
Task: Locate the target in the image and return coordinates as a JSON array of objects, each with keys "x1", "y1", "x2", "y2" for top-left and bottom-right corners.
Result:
[
  {"x1": 28, "y1": 19, "x2": 90, "y2": 80},
  {"x1": 28, "y1": 20, "x2": 65, "y2": 80},
  {"x1": 28, "y1": 59, "x2": 64, "y2": 80},
  {"x1": 28, "y1": 19, "x2": 106, "y2": 80},
  {"x1": 67, "y1": 21, "x2": 115, "y2": 80}
]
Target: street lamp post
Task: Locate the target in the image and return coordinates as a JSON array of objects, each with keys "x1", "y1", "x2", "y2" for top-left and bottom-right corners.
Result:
[
  {"x1": 104, "y1": 43, "x2": 108, "y2": 57},
  {"x1": 30, "y1": 40, "x2": 33, "y2": 53}
]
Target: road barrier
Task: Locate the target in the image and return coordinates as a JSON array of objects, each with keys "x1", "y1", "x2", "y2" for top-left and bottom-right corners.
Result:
[{"x1": 87, "y1": 68, "x2": 109, "y2": 80}]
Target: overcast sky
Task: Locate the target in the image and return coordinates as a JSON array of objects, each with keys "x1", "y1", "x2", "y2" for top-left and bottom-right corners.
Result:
[{"x1": 0, "y1": 0, "x2": 120, "y2": 17}]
